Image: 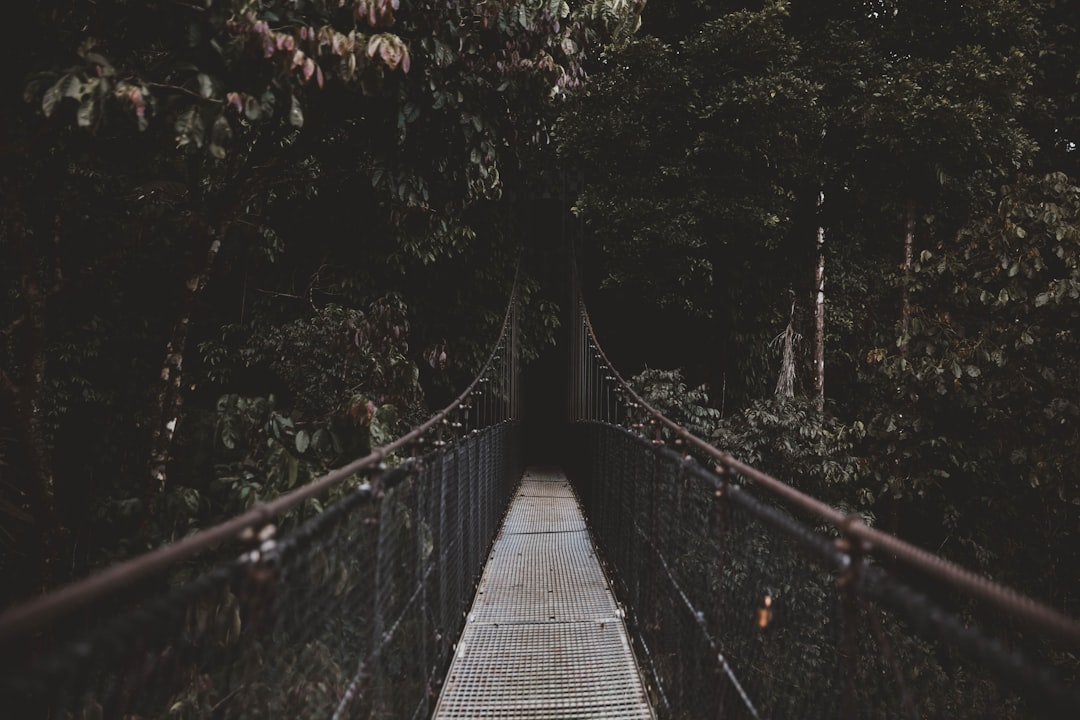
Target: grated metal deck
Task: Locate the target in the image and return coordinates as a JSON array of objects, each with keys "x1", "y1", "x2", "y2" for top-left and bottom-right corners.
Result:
[{"x1": 433, "y1": 467, "x2": 654, "y2": 719}]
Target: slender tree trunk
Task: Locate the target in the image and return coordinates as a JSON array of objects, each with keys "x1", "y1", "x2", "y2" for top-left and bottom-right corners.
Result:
[
  {"x1": 148, "y1": 225, "x2": 222, "y2": 494},
  {"x1": 900, "y1": 198, "x2": 916, "y2": 351},
  {"x1": 813, "y1": 189, "x2": 826, "y2": 415},
  {"x1": 891, "y1": 198, "x2": 918, "y2": 538},
  {"x1": 1, "y1": 207, "x2": 67, "y2": 592}
]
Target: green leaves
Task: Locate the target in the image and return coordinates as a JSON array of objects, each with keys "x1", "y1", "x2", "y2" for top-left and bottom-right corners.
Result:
[
  {"x1": 862, "y1": 172, "x2": 1080, "y2": 595},
  {"x1": 629, "y1": 368, "x2": 720, "y2": 440},
  {"x1": 42, "y1": 74, "x2": 81, "y2": 117},
  {"x1": 288, "y1": 95, "x2": 304, "y2": 129},
  {"x1": 174, "y1": 106, "x2": 204, "y2": 149}
]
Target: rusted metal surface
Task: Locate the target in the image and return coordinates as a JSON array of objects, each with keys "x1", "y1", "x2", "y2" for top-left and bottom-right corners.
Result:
[{"x1": 433, "y1": 467, "x2": 654, "y2": 719}]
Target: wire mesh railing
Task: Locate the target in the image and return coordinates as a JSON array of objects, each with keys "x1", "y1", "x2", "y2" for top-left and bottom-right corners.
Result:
[
  {"x1": 568, "y1": 298, "x2": 1080, "y2": 720},
  {"x1": 0, "y1": 277, "x2": 524, "y2": 720}
]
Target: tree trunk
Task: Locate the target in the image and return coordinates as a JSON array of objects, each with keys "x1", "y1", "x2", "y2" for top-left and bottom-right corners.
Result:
[
  {"x1": 148, "y1": 226, "x2": 222, "y2": 494},
  {"x1": 1, "y1": 207, "x2": 67, "y2": 592},
  {"x1": 813, "y1": 189, "x2": 826, "y2": 415},
  {"x1": 900, "y1": 198, "x2": 916, "y2": 352},
  {"x1": 891, "y1": 198, "x2": 918, "y2": 537}
]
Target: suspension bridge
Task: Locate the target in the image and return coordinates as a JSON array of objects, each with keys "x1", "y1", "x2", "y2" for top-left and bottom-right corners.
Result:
[{"x1": 1, "y1": 273, "x2": 1078, "y2": 719}]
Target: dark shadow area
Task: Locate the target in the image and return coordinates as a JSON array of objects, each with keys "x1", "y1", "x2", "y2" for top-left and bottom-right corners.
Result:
[
  {"x1": 516, "y1": 185, "x2": 576, "y2": 468},
  {"x1": 521, "y1": 341, "x2": 568, "y2": 467}
]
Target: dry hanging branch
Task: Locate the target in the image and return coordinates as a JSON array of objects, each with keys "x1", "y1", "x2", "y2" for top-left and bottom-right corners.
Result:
[{"x1": 770, "y1": 298, "x2": 801, "y2": 399}]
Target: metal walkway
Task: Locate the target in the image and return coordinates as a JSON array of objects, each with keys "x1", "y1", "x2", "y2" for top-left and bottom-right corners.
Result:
[{"x1": 433, "y1": 467, "x2": 654, "y2": 719}]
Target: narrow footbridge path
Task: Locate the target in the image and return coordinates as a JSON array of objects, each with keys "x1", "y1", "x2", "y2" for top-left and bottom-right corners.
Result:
[
  {"x1": 1, "y1": 270, "x2": 1079, "y2": 719},
  {"x1": 434, "y1": 467, "x2": 652, "y2": 719}
]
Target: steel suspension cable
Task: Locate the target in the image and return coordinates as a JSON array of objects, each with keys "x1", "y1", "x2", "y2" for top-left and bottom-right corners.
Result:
[{"x1": 575, "y1": 297, "x2": 1080, "y2": 649}]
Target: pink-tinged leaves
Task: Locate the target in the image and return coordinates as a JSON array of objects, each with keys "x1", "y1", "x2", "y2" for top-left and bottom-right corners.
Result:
[
  {"x1": 366, "y1": 34, "x2": 409, "y2": 72},
  {"x1": 316, "y1": 26, "x2": 333, "y2": 51},
  {"x1": 303, "y1": 58, "x2": 316, "y2": 83},
  {"x1": 365, "y1": 35, "x2": 381, "y2": 59},
  {"x1": 226, "y1": 92, "x2": 243, "y2": 114},
  {"x1": 116, "y1": 82, "x2": 150, "y2": 130},
  {"x1": 354, "y1": 0, "x2": 397, "y2": 29},
  {"x1": 330, "y1": 31, "x2": 348, "y2": 56},
  {"x1": 316, "y1": 65, "x2": 325, "y2": 89},
  {"x1": 424, "y1": 341, "x2": 449, "y2": 371}
]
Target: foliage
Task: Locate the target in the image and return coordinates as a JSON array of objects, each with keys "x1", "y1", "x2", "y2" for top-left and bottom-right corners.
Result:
[
  {"x1": 831, "y1": 0, "x2": 1040, "y2": 205},
  {"x1": 562, "y1": 2, "x2": 820, "y2": 314},
  {"x1": 200, "y1": 297, "x2": 422, "y2": 422},
  {"x1": 562, "y1": 0, "x2": 1080, "y2": 604},
  {"x1": 628, "y1": 368, "x2": 719, "y2": 440},
  {"x1": 561, "y1": 1, "x2": 839, "y2": 406},
  {"x1": 715, "y1": 398, "x2": 869, "y2": 517},
  {"x1": 864, "y1": 172, "x2": 1080, "y2": 603},
  {"x1": 19, "y1": 0, "x2": 622, "y2": 262},
  {"x1": 628, "y1": 368, "x2": 867, "y2": 518},
  {"x1": 0, "y1": 0, "x2": 630, "y2": 602}
]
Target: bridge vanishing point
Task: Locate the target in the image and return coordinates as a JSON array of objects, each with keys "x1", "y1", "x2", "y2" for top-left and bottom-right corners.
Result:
[{"x1": 0, "y1": 272, "x2": 1078, "y2": 720}]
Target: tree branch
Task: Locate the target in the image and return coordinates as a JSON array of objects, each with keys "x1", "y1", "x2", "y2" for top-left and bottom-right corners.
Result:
[{"x1": 147, "y1": 82, "x2": 224, "y2": 104}]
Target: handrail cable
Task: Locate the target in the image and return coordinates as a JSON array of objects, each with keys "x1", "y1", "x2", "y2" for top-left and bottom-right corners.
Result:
[
  {"x1": 578, "y1": 297, "x2": 1080, "y2": 648},
  {"x1": 0, "y1": 268, "x2": 523, "y2": 644}
]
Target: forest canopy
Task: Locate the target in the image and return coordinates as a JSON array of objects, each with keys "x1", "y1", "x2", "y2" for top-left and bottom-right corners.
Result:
[
  {"x1": 1, "y1": 0, "x2": 1078, "y2": 646},
  {"x1": 561, "y1": 0, "x2": 1080, "y2": 616},
  {"x1": 0, "y1": 0, "x2": 628, "y2": 603}
]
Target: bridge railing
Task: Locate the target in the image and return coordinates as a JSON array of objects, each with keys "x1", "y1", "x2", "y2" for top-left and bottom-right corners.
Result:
[
  {"x1": 0, "y1": 277, "x2": 524, "y2": 720},
  {"x1": 569, "y1": 298, "x2": 1080, "y2": 720}
]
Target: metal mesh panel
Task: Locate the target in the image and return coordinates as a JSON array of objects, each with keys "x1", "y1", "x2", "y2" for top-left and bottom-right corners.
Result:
[
  {"x1": 568, "y1": 421, "x2": 1080, "y2": 720},
  {"x1": 1, "y1": 422, "x2": 522, "y2": 720},
  {"x1": 434, "y1": 468, "x2": 653, "y2": 720}
]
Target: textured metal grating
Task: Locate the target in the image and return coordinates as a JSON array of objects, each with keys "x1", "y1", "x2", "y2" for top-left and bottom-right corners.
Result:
[
  {"x1": 501, "y1": 488, "x2": 588, "y2": 534},
  {"x1": 435, "y1": 623, "x2": 651, "y2": 719},
  {"x1": 469, "y1": 531, "x2": 617, "y2": 624},
  {"x1": 433, "y1": 467, "x2": 654, "y2": 719}
]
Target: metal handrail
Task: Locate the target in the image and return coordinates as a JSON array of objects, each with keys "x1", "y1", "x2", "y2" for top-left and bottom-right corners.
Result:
[
  {"x1": 0, "y1": 270, "x2": 522, "y2": 644},
  {"x1": 578, "y1": 297, "x2": 1080, "y2": 649}
]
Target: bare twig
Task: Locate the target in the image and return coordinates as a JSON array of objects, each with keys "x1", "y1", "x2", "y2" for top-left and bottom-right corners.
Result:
[
  {"x1": 147, "y1": 82, "x2": 224, "y2": 104},
  {"x1": 255, "y1": 288, "x2": 306, "y2": 300}
]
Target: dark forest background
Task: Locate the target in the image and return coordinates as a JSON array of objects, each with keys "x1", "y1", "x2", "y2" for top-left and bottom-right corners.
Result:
[{"x1": 1, "y1": 0, "x2": 1078, "y2": 665}]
